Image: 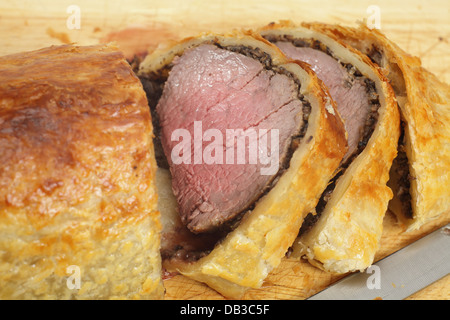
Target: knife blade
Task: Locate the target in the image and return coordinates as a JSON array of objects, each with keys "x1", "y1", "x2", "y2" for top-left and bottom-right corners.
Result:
[{"x1": 307, "y1": 223, "x2": 450, "y2": 300}]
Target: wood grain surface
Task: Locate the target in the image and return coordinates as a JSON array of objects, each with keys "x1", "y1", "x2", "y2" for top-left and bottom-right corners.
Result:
[{"x1": 0, "y1": 0, "x2": 448, "y2": 300}]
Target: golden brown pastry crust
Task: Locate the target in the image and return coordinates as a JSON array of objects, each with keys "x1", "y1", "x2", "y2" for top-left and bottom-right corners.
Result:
[
  {"x1": 0, "y1": 44, "x2": 164, "y2": 299},
  {"x1": 260, "y1": 21, "x2": 400, "y2": 273},
  {"x1": 139, "y1": 31, "x2": 347, "y2": 298},
  {"x1": 312, "y1": 23, "x2": 450, "y2": 231}
]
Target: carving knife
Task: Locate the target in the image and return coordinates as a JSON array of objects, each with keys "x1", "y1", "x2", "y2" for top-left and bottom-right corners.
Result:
[{"x1": 307, "y1": 223, "x2": 450, "y2": 300}]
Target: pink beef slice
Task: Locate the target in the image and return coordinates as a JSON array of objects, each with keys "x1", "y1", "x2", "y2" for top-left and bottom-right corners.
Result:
[
  {"x1": 275, "y1": 41, "x2": 370, "y2": 163},
  {"x1": 156, "y1": 44, "x2": 303, "y2": 233}
]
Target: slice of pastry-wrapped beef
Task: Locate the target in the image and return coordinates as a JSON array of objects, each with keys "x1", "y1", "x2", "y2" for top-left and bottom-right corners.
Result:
[
  {"x1": 312, "y1": 23, "x2": 450, "y2": 231},
  {"x1": 260, "y1": 21, "x2": 400, "y2": 274},
  {"x1": 138, "y1": 31, "x2": 347, "y2": 298},
  {"x1": 0, "y1": 44, "x2": 164, "y2": 299}
]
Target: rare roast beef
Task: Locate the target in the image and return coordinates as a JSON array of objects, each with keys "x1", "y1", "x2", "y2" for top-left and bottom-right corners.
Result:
[
  {"x1": 155, "y1": 44, "x2": 305, "y2": 233},
  {"x1": 273, "y1": 42, "x2": 371, "y2": 163}
]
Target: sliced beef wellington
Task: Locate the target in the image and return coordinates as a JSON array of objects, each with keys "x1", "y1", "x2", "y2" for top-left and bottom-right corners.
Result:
[
  {"x1": 311, "y1": 23, "x2": 450, "y2": 231},
  {"x1": 138, "y1": 31, "x2": 347, "y2": 298},
  {"x1": 260, "y1": 21, "x2": 400, "y2": 273}
]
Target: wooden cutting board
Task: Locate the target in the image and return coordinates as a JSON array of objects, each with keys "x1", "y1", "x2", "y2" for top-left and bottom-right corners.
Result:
[{"x1": 0, "y1": 0, "x2": 448, "y2": 300}]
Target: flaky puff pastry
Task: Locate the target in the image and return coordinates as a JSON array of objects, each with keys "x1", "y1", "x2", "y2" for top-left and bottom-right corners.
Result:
[
  {"x1": 260, "y1": 21, "x2": 400, "y2": 273},
  {"x1": 138, "y1": 31, "x2": 347, "y2": 298},
  {"x1": 312, "y1": 23, "x2": 450, "y2": 231},
  {"x1": 0, "y1": 44, "x2": 164, "y2": 299}
]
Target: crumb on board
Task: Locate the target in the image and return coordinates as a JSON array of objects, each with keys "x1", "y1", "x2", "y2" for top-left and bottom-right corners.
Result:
[{"x1": 46, "y1": 27, "x2": 71, "y2": 44}]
